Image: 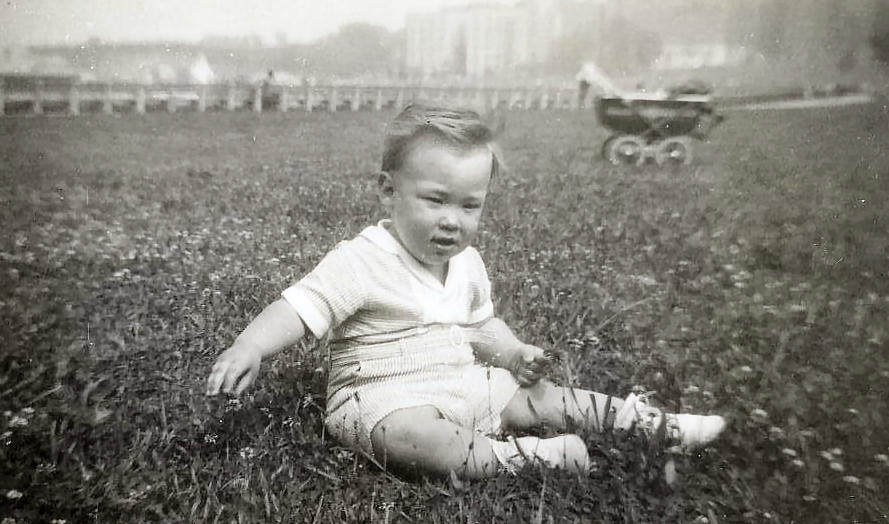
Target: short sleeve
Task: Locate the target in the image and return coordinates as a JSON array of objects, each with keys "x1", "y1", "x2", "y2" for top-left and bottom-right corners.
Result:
[
  {"x1": 467, "y1": 248, "x2": 494, "y2": 324},
  {"x1": 281, "y1": 242, "x2": 366, "y2": 338}
]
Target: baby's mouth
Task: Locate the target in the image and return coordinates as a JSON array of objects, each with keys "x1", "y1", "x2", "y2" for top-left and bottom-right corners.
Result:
[{"x1": 431, "y1": 237, "x2": 458, "y2": 248}]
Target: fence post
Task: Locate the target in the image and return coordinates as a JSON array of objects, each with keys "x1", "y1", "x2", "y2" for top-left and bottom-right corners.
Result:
[
  {"x1": 253, "y1": 85, "x2": 262, "y2": 113},
  {"x1": 279, "y1": 87, "x2": 288, "y2": 112},
  {"x1": 0, "y1": 78, "x2": 5, "y2": 116},
  {"x1": 167, "y1": 87, "x2": 176, "y2": 113},
  {"x1": 329, "y1": 87, "x2": 337, "y2": 112},
  {"x1": 198, "y1": 85, "x2": 207, "y2": 112},
  {"x1": 69, "y1": 84, "x2": 80, "y2": 116},
  {"x1": 103, "y1": 83, "x2": 113, "y2": 114},
  {"x1": 305, "y1": 85, "x2": 313, "y2": 112},
  {"x1": 136, "y1": 87, "x2": 146, "y2": 114},
  {"x1": 375, "y1": 89, "x2": 383, "y2": 111},
  {"x1": 34, "y1": 80, "x2": 44, "y2": 114},
  {"x1": 351, "y1": 86, "x2": 360, "y2": 111},
  {"x1": 508, "y1": 90, "x2": 519, "y2": 109},
  {"x1": 226, "y1": 81, "x2": 236, "y2": 111},
  {"x1": 554, "y1": 90, "x2": 562, "y2": 109},
  {"x1": 396, "y1": 89, "x2": 404, "y2": 110}
]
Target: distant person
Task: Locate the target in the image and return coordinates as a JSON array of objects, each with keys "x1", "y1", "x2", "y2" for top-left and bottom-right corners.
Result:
[
  {"x1": 577, "y1": 78, "x2": 591, "y2": 108},
  {"x1": 576, "y1": 62, "x2": 625, "y2": 108},
  {"x1": 206, "y1": 103, "x2": 726, "y2": 478},
  {"x1": 261, "y1": 69, "x2": 274, "y2": 92}
]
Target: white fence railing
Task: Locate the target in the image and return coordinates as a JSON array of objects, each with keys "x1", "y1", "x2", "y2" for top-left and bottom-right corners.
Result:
[{"x1": 0, "y1": 80, "x2": 588, "y2": 116}]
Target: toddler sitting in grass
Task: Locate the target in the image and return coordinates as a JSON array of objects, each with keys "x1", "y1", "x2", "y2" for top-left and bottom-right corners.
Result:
[{"x1": 206, "y1": 103, "x2": 726, "y2": 478}]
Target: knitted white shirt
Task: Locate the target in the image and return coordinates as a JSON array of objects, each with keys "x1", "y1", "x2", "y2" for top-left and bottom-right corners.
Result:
[{"x1": 282, "y1": 220, "x2": 494, "y2": 343}]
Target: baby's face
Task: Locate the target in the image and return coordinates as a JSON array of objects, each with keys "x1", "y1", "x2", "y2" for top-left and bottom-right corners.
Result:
[{"x1": 381, "y1": 139, "x2": 492, "y2": 272}]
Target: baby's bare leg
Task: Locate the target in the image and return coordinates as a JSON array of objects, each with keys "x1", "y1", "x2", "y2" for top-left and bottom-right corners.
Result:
[
  {"x1": 500, "y1": 380, "x2": 625, "y2": 433},
  {"x1": 370, "y1": 405, "x2": 501, "y2": 479},
  {"x1": 501, "y1": 381, "x2": 726, "y2": 450}
]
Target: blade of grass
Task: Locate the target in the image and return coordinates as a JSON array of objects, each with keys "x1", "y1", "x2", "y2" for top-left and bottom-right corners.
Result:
[
  {"x1": 312, "y1": 495, "x2": 325, "y2": 524},
  {"x1": 584, "y1": 391, "x2": 601, "y2": 433},
  {"x1": 535, "y1": 471, "x2": 547, "y2": 524},
  {"x1": 603, "y1": 395, "x2": 613, "y2": 434}
]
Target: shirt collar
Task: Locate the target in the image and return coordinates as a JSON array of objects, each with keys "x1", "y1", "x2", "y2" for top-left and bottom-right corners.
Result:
[
  {"x1": 360, "y1": 220, "x2": 467, "y2": 291},
  {"x1": 359, "y1": 219, "x2": 402, "y2": 255}
]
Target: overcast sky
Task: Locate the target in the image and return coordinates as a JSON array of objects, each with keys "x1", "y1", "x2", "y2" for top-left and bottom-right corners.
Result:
[{"x1": 1, "y1": 0, "x2": 516, "y2": 47}]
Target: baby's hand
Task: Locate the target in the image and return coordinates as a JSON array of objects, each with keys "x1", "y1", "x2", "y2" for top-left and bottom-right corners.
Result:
[
  {"x1": 206, "y1": 345, "x2": 261, "y2": 396},
  {"x1": 511, "y1": 344, "x2": 551, "y2": 387}
]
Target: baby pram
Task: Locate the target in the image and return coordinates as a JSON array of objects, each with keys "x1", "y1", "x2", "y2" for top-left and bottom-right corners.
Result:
[
  {"x1": 578, "y1": 64, "x2": 723, "y2": 166},
  {"x1": 596, "y1": 93, "x2": 723, "y2": 166}
]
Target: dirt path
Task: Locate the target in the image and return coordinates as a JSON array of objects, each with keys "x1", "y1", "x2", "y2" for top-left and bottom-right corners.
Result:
[{"x1": 722, "y1": 93, "x2": 874, "y2": 112}]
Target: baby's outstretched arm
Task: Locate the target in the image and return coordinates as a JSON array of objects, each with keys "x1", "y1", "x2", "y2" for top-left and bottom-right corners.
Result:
[
  {"x1": 206, "y1": 299, "x2": 306, "y2": 396},
  {"x1": 472, "y1": 317, "x2": 550, "y2": 387}
]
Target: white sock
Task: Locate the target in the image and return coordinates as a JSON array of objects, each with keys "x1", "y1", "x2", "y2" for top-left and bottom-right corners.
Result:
[
  {"x1": 614, "y1": 393, "x2": 727, "y2": 450},
  {"x1": 665, "y1": 413, "x2": 727, "y2": 450}
]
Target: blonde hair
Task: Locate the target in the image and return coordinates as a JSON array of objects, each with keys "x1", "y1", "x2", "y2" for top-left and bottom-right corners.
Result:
[{"x1": 381, "y1": 103, "x2": 503, "y2": 179}]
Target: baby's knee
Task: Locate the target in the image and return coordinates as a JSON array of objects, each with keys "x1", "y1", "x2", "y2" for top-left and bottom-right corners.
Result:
[
  {"x1": 372, "y1": 420, "x2": 422, "y2": 457},
  {"x1": 370, "y1": 406, "x2": 447, "y2": 467}
]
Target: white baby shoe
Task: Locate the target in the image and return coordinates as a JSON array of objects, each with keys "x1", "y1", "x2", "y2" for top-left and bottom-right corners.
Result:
[{"x1": 613, "y1": 392, "x2": 726, "y2": 450}]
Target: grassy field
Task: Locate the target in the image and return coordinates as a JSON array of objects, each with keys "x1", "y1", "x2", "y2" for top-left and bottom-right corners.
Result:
[{"x1": 1, "y1": 103, "x2": 888, "y2": 523}]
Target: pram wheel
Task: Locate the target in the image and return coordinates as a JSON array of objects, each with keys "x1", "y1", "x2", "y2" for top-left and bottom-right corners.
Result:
[
  {"x1": 655, "y1": 137, "x2": 693, "y2": 167},
  {"x1": 601, "y1": 134, "x2": 617, "y2": 160},
  {"x1": 606, "y1": 135, "x2": 646, "y2": 166}
]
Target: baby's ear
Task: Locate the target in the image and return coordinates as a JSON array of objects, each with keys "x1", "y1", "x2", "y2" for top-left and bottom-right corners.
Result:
[{"x1": 377, "y1": 171, "x2": 395, "y2": 202}]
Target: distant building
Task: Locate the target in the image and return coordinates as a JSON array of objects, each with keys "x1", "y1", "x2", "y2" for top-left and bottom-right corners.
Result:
[
  {"x1": 745, "y1": 0, "x2": 877, "y2": 75},
  {"x1": 1, "y1": 45, "x2": 81, "y2": 77},
  {"x1": 405, "y1": 0, "x2": 882, "y2": 86},
  {"x1": 605, "y1": 0, "x2": 880, "y2": 84},
  {"x1": 20, "y1": 43, "x2": 270, "y2": 84},
  {"x1": 405, "y1": 0, "x2": 573, "y2": 81}
]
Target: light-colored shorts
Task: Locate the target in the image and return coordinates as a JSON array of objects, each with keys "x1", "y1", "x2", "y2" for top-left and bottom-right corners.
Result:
[{"x1": 323, "y1": 325, "x2": 521, "y2": 455}]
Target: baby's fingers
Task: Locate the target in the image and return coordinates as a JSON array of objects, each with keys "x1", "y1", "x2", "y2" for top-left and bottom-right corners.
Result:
[
  {"x1": 206, "y1": 361, "x2": 230, "y2": 396},
  {"x1": 519, "y1": 357, "x2": 548, "y2": 377},
  {"x1": 234, "y1": 367, "x2": 258, "y2": 396},
  {"x1": 221, "y1": 363, "x2": 249, "y2": 395},
  {"x1": 515, "y1": 365, "x2": 542, "y2": 387},
  {"x1": 523, "y1": 359, "x2": 544, "y2": 374}
]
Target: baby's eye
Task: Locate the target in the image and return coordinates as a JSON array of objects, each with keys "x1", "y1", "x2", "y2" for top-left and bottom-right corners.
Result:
[
  {"x1": 463, "y1": 202, "x2": 481, "y2": 211},
  {"x1": 424, "y1": 196, "x2": 443, "y2": 204}
]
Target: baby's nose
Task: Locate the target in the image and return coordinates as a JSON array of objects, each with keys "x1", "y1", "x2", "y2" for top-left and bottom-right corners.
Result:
[
  {"x1": 439, "y1": 212, "x2": 459, "y2": 230},
  {"x1": 439, "y1": 220, "x2": 458, "y2": 232}
]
